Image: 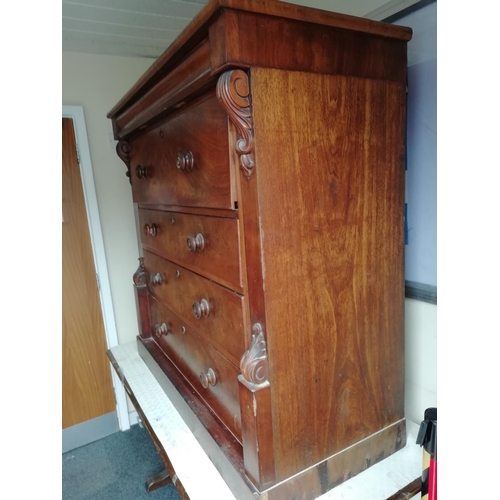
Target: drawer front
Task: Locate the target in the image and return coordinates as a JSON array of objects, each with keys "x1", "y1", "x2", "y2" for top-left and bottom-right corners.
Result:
[
  {"x1": 129, "y1": 95, "x2": 232, "y2": 209},
  {"x1": 139, "y1": 209, "x2": 242, "y2": 292},
  {"x1": 149, "y1": 295, "x2": 242, "y2": 441},
  {"x1": 143, "y1": 250, "x2": 246, "y2": 365}
]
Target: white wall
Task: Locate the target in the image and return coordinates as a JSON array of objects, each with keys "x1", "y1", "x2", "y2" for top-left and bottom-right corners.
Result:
[
  {"x1": 396, "y1": 2, "x2": 437, "y2": 426},
  {"x1": 405, "y1": 299, "x2": 437, "y2": 424},
  {"x1": 62, "y1": 52, "x2": 154, "y2": 348},
  {"x1": 397, "y1": 2, "x2": 437, "y2": 287}
]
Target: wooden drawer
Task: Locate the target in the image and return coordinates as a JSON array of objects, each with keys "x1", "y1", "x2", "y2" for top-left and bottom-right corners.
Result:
[
  {"x1": 139, "y1": 209, "x2": 243, "y2": 292},
  {"x1": 149, "y1": 295, "x2": 242, "y2": 442},
  {"x1": 129, "y1": 94, "x2": 232, "y2": 209},
  {"x1": 143, "y1": 250, "x2": 246, "y2": 366}
]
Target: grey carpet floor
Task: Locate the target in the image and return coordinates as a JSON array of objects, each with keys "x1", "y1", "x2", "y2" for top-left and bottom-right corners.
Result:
[{"x1": 62, "y1": 424, "x2": 181, "y2": 500}]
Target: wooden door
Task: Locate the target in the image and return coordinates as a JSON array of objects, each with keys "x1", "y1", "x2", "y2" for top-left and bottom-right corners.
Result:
[{"x1": 62, "y1": 118, "x2": 115, "y2": 429}]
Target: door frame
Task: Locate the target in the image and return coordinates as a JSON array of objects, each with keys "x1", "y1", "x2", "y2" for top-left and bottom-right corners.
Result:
[{"x1": 62, "y1": 105, "x2": 130, "y2": 432}]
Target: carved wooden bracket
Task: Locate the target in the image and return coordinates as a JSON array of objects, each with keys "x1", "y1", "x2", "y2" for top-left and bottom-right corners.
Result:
[
  {"x1": 133, "y1": 257, "x2": 147, "y2": 287},
  {"x1": 216, "y1": 70, "x2": 255, "y2": 179},
  {"x1": 240, "y1": 323, "x2": 269, "y2": 388},
  {"x1": 116, "y1": 140, "x2": 132, "y2": 184}
]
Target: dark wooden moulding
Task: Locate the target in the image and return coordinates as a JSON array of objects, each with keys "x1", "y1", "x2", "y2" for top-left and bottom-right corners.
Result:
[
  {"x1": 110, "y1": 1, "x2": 413, "y2": 499},
  {"x1": 108, "y1": 0, "x2": 411, "y2": 142}
]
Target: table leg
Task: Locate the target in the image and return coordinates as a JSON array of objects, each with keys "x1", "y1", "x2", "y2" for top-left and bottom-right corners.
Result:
[{"x1": 146, "y1": 469, "x2": 172, "y2": 492}]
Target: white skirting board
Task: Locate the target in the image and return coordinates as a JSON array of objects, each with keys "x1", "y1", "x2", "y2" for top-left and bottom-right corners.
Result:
[{"x1": 110, "y1": 341, "x2": 423, "y2": 500}]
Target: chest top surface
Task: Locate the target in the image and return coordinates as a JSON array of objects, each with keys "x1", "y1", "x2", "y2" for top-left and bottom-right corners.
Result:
[{"x1": 107, "y1": 0, "x2": 412, "y2": 140}]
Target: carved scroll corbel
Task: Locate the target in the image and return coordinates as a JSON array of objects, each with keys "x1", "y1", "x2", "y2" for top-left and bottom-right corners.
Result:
[
  {"x1": 216, "y1": 70, "x2": 255, "y2": 179},
  {"x1": 133, "y1": 257, "x2": 147, "y2": 287},
  {"x1": 240, "y1": 323, "x2": 269, "y2": 389},
  {"x1": 116, "y1": 140, "x2": 132, "y2": 184}
]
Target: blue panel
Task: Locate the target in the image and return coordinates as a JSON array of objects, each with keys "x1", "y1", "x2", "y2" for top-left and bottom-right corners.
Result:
[
  {"x1": 395, "y1": 3, "x2": 437, "y2": 287},
  {"x1": 405, "y1": 203, "x2": 408, "y2": 245}
]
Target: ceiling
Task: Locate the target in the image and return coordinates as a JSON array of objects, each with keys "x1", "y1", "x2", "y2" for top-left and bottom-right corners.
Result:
[{"x1": 62, "y1": 0, "x2": 424, "y2": 59}]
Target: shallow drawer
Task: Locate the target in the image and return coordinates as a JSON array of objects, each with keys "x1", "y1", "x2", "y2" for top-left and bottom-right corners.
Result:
[
  {"x1": 139, "y1": 209, "x2": 242, "y2": 292},
  {"x1": 129, "y1": 94, "x2": 232, "y2": 209},
  {"x1": 149, "y1": 295, "x2": 242, "y2": 442},
  {"x1": 143, "y1": 250, "x2": 246, "y2": 366}
]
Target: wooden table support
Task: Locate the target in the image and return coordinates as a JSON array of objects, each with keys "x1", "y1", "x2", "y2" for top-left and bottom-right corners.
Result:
[{"x1": 145, "y1": 469, "x2": 172, "y2": 493}]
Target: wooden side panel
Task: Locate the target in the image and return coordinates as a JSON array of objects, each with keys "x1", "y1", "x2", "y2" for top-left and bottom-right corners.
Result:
[
  {"x1": 264, "y1": 420, "x2": 406, "y2": 499},
  {"x1": 238, "y1": 380, "x2": 275, "y2": 490},
  {"x1": 216, "y1": 69, "x2": 277, "y2": 490},
  {"x1": 250, "y1": 69, "x2": 407, "y2": 481},
  {"x1": 132, "y1": 258, "x2": 152, "y2": 340},
  {"x1": 136, "y1": 285, "x2": 152, "y2": 340}
]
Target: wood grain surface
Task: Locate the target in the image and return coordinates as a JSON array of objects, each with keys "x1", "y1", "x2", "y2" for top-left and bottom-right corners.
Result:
[
  {"x1": 139, "y1": 208, "x2": 243, "y2": 292},
  {"x1": 211, "y1": 10, "x2": 408, "y2": 83},
  {"x1": 132, "y1": 258, "x2": 152, "y2": 340},
  {"x1": 238, "y1": 381, "x2": 275, "y2": 491},
  {"x1": 250, "y1": 68, "x2": 407, "y2": 481},
  {"x1": 263, "y1": 420, "x2": 406, "y2": 499},
  {"x1": 143, "y1": 250, "x2": 246, "y2": 366},
  {"x1": 138, "y1": 204, "x2": 237, "y2": 219},
  {"x1": 115, "y1": 39, "x2": 213, "y2": 138},
  {"x1": 108, "y1": 1, "x2": 412, "y2": 495},
  {"x1": 129, "y1": 94, "x2": 232, "y2": 209},
  {"x1": 149, "y1": 295, "x2": 243, "y2": 442},
  {"x1": 135, "y1": 338, "x2": 246, "y2": 478},
  {"x1": 62, "y1": 118, "x2": 115, "y2": 428},
  {"x1": 107, "y1": 0, "x2": 411, "y2": 123}
]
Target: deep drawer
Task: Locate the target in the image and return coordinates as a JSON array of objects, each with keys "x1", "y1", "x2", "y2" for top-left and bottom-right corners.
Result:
[
  {"x1": 139, "y1": 209, "x2": 243, "y2": 292},
  {"x1": 143, "y1": 250, "x2": 246, "y2": 366},
  {"x1": 149, "y1": 295, "x2": 242, "y2": 442},
  {"x1": 129, "y1": 94, "x2": 232, "y2": 209}
]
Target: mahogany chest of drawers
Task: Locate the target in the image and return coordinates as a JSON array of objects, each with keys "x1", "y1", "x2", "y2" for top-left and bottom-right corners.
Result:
[{"x1": 107, "y1": 1, "x2": 412, "y2": 498}]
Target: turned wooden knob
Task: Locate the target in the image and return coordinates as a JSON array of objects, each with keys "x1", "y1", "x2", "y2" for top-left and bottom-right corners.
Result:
[
  {"x1": 154, "y1": 323, "x2": 169, "y2": 338},
  {"x1": 186, "y1": 233, "x2": 205, "y2": 253},
  {"x1": 135, "y1": 164, "x2": 149, "y2": 178},
  {"x1": 144, "y1": 223, "x2": 158, "y2": 237},
  {"x1": 150, "y1": 272, "x2": 164, "y2": 286},
  {"x1": 176, "y1": 151, "x2": 194, "y2": 172},
  {"x1": 192, "y1": 298, "x2": 210, "y2": 319},
  {"x1": 200, "y1": 368, "x2": 217, "y2": 388}
]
